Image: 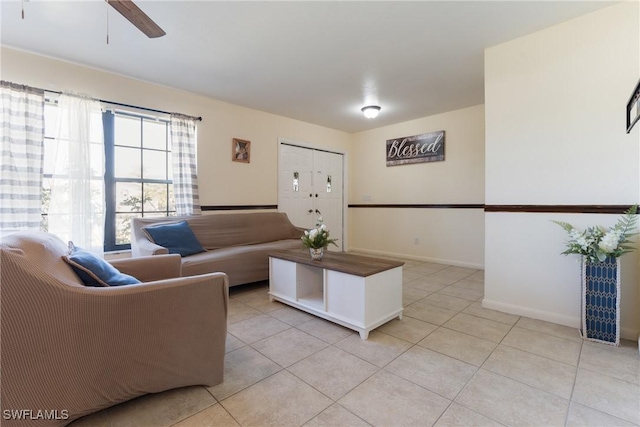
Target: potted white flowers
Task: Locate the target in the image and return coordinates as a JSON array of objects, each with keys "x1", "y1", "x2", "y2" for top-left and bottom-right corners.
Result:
[
  {"x1": 553, "y1": 205, "x2": 637, "y2": 262},
  {"x1": 300, "y1": 217, "x2": 338, "y2": 260},
  {"x1": 553, "y1": 205, "x2": 637, "y2": 346}
]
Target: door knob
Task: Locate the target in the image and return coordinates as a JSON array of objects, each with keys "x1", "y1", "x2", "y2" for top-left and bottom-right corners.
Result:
[
  {"x1": 315, "y1": 209, "x2": 322, "y2": 215},
  {"x1": 308, "y1": 209, "x2": 313, "y2": 213}
]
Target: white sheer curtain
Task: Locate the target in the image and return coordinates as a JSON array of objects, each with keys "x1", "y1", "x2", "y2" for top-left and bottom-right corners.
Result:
[
  {"x1": 48, "y1": 93, "x2": 105, "y2": 253},
  {"x1": 171, "y1": 114, "x2": 201, "y2": 216},
  {"x1": 0, "y1": 81, "x2": 45, "y2": 236}
]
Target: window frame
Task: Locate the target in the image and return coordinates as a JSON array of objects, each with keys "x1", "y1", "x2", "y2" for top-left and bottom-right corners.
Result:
[{"x1": 103, "y1": 110, "x2": 175, "y2": 252}]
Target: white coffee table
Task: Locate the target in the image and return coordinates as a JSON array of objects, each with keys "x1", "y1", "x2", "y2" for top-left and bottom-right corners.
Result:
[{"x1": 268, "y1": 250, "x2": 404, "y2": 339}]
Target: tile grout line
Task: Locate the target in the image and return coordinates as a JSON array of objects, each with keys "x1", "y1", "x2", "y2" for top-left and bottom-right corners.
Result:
[
  {"x1": 166, "y1": 392, "x2": 216, "y2": 427},
  {"x1": 462, "y1": 319, "x2": 582, "y2": 425},
  {"x1": 284, "y1": 353, "x2": 377, "y2": 426},
  {"x1": 437, "y1": 313, "x2": 524, "y2": 425},
  {"x1": 564, "y1": 341, "x2": 584, "y2": 427},
  {"x1": 229, "y1": 311, "x2": 380, "y2": 420},
  {"x1": 359, "y1": 305, "x2": 496, "y2": 425}
]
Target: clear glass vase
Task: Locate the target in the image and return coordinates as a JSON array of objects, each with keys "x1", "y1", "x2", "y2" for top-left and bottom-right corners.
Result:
[{"x1": 309, "y1": 247, "x2": 324, "y2": 261}]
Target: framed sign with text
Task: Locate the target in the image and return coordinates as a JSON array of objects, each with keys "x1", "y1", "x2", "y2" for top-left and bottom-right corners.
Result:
[{"x1": 386, "y1": 130, "x2": 445, "y2": 166}]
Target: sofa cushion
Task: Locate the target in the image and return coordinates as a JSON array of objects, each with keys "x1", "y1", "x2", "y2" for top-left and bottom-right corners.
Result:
[
  {"x1": 185, "y1": 212, "x2": 302, "y2": 249},
  {"x1": 142, "y1": 220, "x2": 206, "y2": 257},
  {"x1": 63, "y1": 243, "x2": 141, "y2": 287},
  {"x1": 181, "y1": 238, "x2": 303, "y2": 285}
]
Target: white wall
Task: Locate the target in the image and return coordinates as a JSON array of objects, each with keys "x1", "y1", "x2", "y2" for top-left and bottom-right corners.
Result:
[
  {"x1": 484, "y1": 2, "x2": 640, "y2": 339},
  {"x1": 0, "y1": 47, "x2": 352, "y2": 208},
  {"x1": 349, "y1": 105, "x2": 485, "y2": 267}
]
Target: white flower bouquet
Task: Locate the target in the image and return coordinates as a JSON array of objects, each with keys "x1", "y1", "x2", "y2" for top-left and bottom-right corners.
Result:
[
  {"x1": 301, "y1": 217, "x2": 338, "y2": 249},
  {"x1": 553, "y1": 205, "x2": 637, "y2": 262}
]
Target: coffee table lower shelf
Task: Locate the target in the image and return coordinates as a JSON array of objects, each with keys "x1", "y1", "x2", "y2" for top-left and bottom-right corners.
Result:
[
  {"x1": 269, "y1": 293, "x2": 403, "y2": 339},
  {"x1": 268, "y1": 251, "x2": 404, "y2": 339}
]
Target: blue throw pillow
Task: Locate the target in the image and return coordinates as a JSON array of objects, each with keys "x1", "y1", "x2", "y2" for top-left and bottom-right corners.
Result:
[
  {"x1": 63, "y1": 243, "x2": 141, "y2": 287},
  {"x1": 142, "y1": 220, "x2": 205, "y2": 257}
]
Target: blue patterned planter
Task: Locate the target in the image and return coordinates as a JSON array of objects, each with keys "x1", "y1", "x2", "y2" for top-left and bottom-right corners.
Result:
[{"x1": 581, "y1": 256, "x2": 620, "y2": 345}]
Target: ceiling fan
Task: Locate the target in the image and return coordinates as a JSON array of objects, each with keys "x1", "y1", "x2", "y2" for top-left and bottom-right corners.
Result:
[{"x1": 107, "y1": 0, "x2": 166, "y2": 38}]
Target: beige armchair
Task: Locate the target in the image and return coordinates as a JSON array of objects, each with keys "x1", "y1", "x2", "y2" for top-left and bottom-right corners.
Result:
[{"x1": 0, "y1": 232, "x2": 228, "y2": 427}]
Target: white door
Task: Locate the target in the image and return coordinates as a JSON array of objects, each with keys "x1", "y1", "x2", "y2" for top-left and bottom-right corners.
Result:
[
  {"x1": 278, "y1": 144, "x2": 314, "y2": 229},
  {"x1": 278, "y1": 142, "x2": 345, "y2": 251},
  {"x1": 313, "y1": 150, "x2": 344, "y2": 251}
]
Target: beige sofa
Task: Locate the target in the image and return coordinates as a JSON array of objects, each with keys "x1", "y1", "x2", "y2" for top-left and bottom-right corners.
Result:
[
  {"x1": 0, "y1": 231, "x2": 228, "y2": 427},
  {"x1": 131, "y1": 212, "x2": 305, "y2": 286}
]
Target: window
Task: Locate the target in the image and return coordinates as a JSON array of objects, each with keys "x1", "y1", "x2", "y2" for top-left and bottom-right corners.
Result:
[
  {"x1": 42, "y1": 103, "x2": 175, "y2": 251},
  {"x1": 104, "y1": 111, "x2": 175, "y2": 251}
]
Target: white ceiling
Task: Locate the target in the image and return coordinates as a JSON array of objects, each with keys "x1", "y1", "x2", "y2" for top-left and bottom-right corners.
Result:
[{"x1": 1, "y1": 0, "x2": 616, "y2": 133}]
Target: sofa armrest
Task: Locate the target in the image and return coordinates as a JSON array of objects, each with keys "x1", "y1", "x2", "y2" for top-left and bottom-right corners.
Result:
[
  {"x1": 110, "y1": 254, "x2": 181, "y2": 282},
  {"x1": 131, "y1": 235, "x2": 168, "y2": 257}
]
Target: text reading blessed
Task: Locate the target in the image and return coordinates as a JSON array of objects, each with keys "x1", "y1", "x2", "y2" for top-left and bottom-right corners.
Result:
[{"x1": 386, "y1": 131, "x2": 445, "y2": 166}]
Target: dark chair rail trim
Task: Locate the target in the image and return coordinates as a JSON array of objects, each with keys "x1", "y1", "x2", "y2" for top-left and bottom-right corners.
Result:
[
  {"x1": 484, "y1": 205, "x2": 636, "y2": 214},
  {"x1": 348, "y1": 204, "x2": 483, "y2": 209},
  {"x1": 201, "y1": 205, "x2": 278, "y2": 211},
  {"x1": 202, "y1": 204, "x2": 637, "y2": 214},
  {"x1": 348, "y1": 204, "x2": 637, "y2": 214}
]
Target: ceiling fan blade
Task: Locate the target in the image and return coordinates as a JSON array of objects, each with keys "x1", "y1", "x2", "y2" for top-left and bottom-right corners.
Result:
[{"x1": 108, "y1": 0, "x2": 166, "y2": 38}]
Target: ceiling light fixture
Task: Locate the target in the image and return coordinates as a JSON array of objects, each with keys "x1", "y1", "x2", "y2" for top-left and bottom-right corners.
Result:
[{"x1": 361, "y1": 105, "x2": 381, "y2": 119}]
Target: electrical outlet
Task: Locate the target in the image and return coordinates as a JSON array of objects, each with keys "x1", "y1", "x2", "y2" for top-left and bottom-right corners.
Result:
[{"x1": 414, "y1": 237, "x2": 420, "y2": 245}]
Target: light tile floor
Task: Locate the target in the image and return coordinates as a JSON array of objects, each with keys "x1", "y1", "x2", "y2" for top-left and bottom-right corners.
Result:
[{"x1": 70, "y1": 258, "x2": 640, "y2": 427}]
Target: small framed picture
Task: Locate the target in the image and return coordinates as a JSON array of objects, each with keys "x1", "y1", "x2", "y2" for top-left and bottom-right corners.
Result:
[{"x1": 232, "y1": 138, "x2": 250, "y2": 163}]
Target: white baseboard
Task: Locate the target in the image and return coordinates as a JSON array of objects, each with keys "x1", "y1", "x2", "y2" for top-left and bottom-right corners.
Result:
[
  {"x1": 482, "y1": 299, "x2": 579, "y2": 328},
  {"x1": 483, "y1": 298, "x2": 640, "y2": 341},
  {"x1": 347, "y1": 247, "x2": 484, "y2": 269},
  {"x1": 622, "y1": 327, "x2": 640, "y2": 343}
]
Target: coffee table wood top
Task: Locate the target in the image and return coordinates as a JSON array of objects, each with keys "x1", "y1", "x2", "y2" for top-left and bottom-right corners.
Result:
[{"x1": 269, "y1": 250, "x2": 404, "y2": 277}]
